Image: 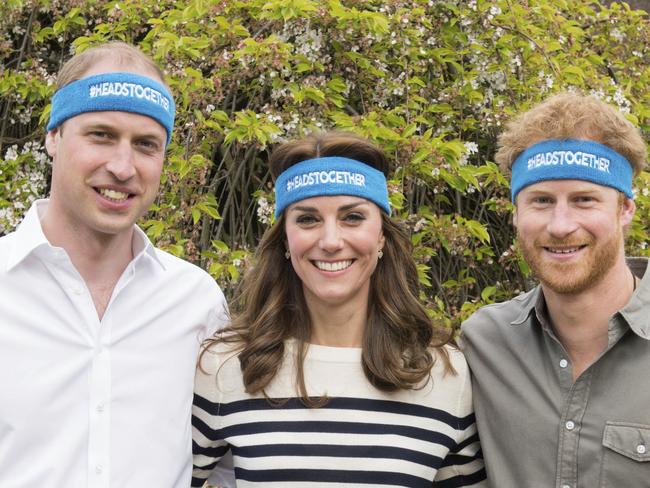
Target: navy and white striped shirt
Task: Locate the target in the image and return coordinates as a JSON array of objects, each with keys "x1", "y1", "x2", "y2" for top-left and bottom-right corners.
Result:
[{"x1": 192, "y1": 340, "x2": 486, "y2": 487}]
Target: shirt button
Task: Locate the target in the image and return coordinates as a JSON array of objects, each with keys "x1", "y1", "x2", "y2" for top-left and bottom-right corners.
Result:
[
  {"x1": 559, "y1": 359, "x2": 569, "y2": 368},
  {"x1": 565, "y1": 420, "x2": 575, "y2": 431},
  {"x1": 96, "y1": 403, "x2": 104, "y2": 413},
  {"x1": 637, "y1": 444, "x2": 646, "y2": 454},
  {"x1": 95, "y1": 465, "x2": 103, "y2": 474}
]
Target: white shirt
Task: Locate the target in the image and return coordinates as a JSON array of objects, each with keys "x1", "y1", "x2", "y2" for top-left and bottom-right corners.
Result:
[{"x1": 0, "y1": 200, "x2": 228, "y2": 487}]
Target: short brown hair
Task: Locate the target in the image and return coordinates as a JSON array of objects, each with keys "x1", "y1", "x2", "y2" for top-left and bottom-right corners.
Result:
[
  {"x1": 496, "y1": 92, "x2": 647, "y2": 177},
  {"x1": 55, "y1": 41, "x2": 166, "y2": 89}
]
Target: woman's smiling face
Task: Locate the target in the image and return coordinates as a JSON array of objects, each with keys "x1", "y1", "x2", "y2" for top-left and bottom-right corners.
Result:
[{"x1": 284, "y1": 194, "x2": 385, "y2": 311}]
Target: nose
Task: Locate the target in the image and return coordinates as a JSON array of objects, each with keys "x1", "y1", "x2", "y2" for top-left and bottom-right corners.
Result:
[
  {"x1": 546, "y1": 202, "x2": 579, "y2": 238},
  {"x1": 105, "y1": 141, "x2": 137, "y2": 181},
  {"x1": 319, "y1": 219, "x2": 344, "y2": 253}
]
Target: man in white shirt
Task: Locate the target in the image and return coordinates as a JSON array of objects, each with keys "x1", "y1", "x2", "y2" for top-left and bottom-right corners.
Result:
[{"x1": 0, "y1": 41, "x2": 228, "y2": 487}]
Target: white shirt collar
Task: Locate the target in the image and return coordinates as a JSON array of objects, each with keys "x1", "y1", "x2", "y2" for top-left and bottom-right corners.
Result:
[
  {"x1": 0, "y1": 198, "x2": 227, "y2": 486},
  {"x1": 6, "y1": 199, "x2": 165, "y2": 272}
]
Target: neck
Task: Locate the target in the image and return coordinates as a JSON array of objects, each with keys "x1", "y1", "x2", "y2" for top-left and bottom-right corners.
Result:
[
  {"x1": 543, "y1": 255, "x2": 634, "y2": 378},
  {"x1": 40, "y1": 208, "x2": 134, "y2": 289},
  {"x1": 306, "y1": 297, "x2": 368, "y2": 348}
]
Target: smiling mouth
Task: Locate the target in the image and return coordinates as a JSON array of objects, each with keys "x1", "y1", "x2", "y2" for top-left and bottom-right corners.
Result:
[
  {"x1": 543, "y1": 245, "x2": 587, "y2": 254},
  {"x1": 96, "y1": 188, "x2": 132, "y2": 203},
  {"x1": 313, "y1": 260, "x2": 353, "y2": 271}
]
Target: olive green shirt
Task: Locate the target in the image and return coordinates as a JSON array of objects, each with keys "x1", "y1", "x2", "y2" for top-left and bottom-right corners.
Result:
[{"x1": 460, "y1": 257, "x2": 650, "y2": 488}]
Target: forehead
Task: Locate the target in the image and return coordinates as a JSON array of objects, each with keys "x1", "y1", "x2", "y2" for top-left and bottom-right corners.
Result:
[
  {"x1": 518, "y1": 179, "x2": 619, "y2": 198},
  {"x1": 287, "y1": 194, "x2": 375, "y2": 211},
  {"x1": 68, "y1": 111, "x2": 167, "y2": 139}
]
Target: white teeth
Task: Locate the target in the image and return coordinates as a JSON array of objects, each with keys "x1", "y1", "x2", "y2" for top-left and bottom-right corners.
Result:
[
  {"x1": 99, "y1": 188, "x2": 129, "y2": 201},
  {"x1": 314, "y1": 260, "x2": 353, "y2": 271},
  {"x1": 547, "y1": 247, "x2": 580, "y2": 254}
]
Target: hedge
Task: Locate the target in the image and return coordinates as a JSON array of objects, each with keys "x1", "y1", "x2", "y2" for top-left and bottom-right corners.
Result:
[{"x1": 1, "y1": 0, "x2": 649, "y2": 327}]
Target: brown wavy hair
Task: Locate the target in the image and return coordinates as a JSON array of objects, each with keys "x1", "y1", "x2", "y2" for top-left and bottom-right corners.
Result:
[
  {"x1": 203, "y1": 131, "x2": 453, "y2": 405},
  {"x1": 496, "y1": 92, "x2": 647, "y2": 176}
]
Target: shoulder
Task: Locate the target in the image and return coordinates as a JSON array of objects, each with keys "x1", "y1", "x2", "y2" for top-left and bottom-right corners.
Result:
[
  {"x1": 460, "y1": 287, "x2": 538, "y2": 340},
  {"x1": 0, "y1": 231, "x2": 14, "y2": 245},
  {"x1": 152, "y1": 247, "x2": 224, "y2": 293},
  {"x1": 197, "y1": 340, "x2": 241, "y2": 376},
  {"x1": 446, "y1": 345, "x2": 469, "y2": 375},
  {"x1": 429, "y1": 345, "x2": 470, "y2": 387},
  {"x1": 153, "y1": 247, "x2": 213, "y2": 279},
  {"x1": 148, "y1": 247, "x2": 228, "y2": 333},
  {"x1": 627, "y1": 256, "x2": 648, "y2": 278},
  {"x1": 195, "y1": 340, "x2": 246, "y2": 402},
  {"x1": 401, "y1": 346, "x2": 474, "y2": 416},
  {"x1": 0, "y1": 232, "x2": 15, "y2": 270}
]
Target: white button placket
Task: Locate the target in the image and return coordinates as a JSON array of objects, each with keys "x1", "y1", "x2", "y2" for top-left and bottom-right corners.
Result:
[
  {"x1": 87, "y1": 313, "x2": 112, "y2": 488},
  {"x1": 85, "y1": 265, "x2": 134, "y2": 488}
]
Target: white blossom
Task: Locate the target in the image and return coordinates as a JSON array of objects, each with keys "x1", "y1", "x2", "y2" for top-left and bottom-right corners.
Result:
[
  {"x1": 256, "y1": 196, "x2": 273, "y2": 225},
  {"x1": 464, "y1": 141, "x2": 479, "y2": 154},
  {"x1": 4, "y1": 145, "x2": 18, "y2": 161},
  {"x1": 613, "y1": 89, "x2": 631, "y2": 113},
  {"x1": 413, "y1": 218, "x2": 427, "y2": 232},
  {"x1": 610, "y1": 29, "x2": 625, "y2": 42}
]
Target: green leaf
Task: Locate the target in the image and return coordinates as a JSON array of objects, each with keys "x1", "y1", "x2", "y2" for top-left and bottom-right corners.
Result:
[
  {"x1": 212, "y1": 240, "x2": 230, "y2": 253},
  {"x1": 481, "y1": 286, "x2": 497, "y2": 302},
  {"x1": 417, "y1": 263, "x2": 432, "y2": 287},
  {"x1": 191, "y1": 208, "x2": 201, "y2": 225}
]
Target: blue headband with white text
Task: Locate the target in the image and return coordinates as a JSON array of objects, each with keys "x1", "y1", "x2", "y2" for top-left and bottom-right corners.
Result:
[
  {"x1": 47, "y1": 72, "x2": 175, "y2": 145},
  {"x1": 510, "y1": 139, "x2": 633, "y2": 202},
  {"x1": 274, "y1": 157, "x2": 391, "y2": 217}
]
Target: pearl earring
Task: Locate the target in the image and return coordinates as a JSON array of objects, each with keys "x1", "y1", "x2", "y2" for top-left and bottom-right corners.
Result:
[
  {"x1": 378, "y1": 249, "x2": 383, "y2": 259},
  {"x1": 285, "y1": 250, "x2": 291, "y2": 259}
]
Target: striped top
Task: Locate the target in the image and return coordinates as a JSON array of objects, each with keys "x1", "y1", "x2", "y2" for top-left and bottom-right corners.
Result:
[{"x1": 192, "y1": 340, "x2": 486, "y2": 487}]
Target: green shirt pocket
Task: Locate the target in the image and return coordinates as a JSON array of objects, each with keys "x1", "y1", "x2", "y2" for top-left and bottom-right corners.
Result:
[{"x1": 600, "y1": 422, "x2": 650, "y2": 488}]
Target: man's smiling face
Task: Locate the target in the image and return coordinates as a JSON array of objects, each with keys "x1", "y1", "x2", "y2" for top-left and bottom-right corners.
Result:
[
  {"x1": 44, "y1": 60, "x2": 167, "y2": 241},
  {"x1": 514, "y1": 179, "x2": 634, "y2": 294}
]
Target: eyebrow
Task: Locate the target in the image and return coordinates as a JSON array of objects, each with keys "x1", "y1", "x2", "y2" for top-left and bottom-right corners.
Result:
[
  {"x1": 525, "y1": 189, "x2": 601, "y2": 196},
  {"x1": 289, "y1": 201, "x2": 368, "y2": 213},
  {"x1": 84, "y1": 123, "x2": 165, "y2": 142},
  {"x1": 83, "y1": 123, "x2": 117, "y2": 132}
]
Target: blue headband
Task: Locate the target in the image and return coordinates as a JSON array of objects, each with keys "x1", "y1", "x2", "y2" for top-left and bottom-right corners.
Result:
[
  {"x1": 274, "y1": 157, "x2": 391, "y2": 217},
  {"x1": 511, "y1": 139, "x2": 633, "y2": 202},
  {"x1": 47, "y1": 72, "x2": 175, "y2": 145}
]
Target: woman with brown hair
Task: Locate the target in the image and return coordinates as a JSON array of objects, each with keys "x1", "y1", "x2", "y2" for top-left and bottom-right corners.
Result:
[{"x1": 192, "y1": 132, "x2": 486, "y2": 487}]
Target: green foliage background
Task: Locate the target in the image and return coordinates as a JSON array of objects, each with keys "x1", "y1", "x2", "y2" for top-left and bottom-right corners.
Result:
[{"x1": 2, "y1": 0, "x2": 649, "y2": 327}]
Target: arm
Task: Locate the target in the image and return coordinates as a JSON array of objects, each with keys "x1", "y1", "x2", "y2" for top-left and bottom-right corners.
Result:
[
  {"x1": 191, "y1": 352, "x2": 230, "y2": 487},
  {"x1": 206, "y1": 450, "x2": 235, "y2": 488},
  {"x1": 201, "y1": 284, "x2": 230, "y2": 342},
  {"x1": 433, "y1": 353, "x2": 487, "y2": 487}
]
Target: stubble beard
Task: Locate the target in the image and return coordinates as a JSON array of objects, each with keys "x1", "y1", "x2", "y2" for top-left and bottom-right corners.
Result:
[{"x1": 518, "y1": 225, "x2": 623, "y2": 295}]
